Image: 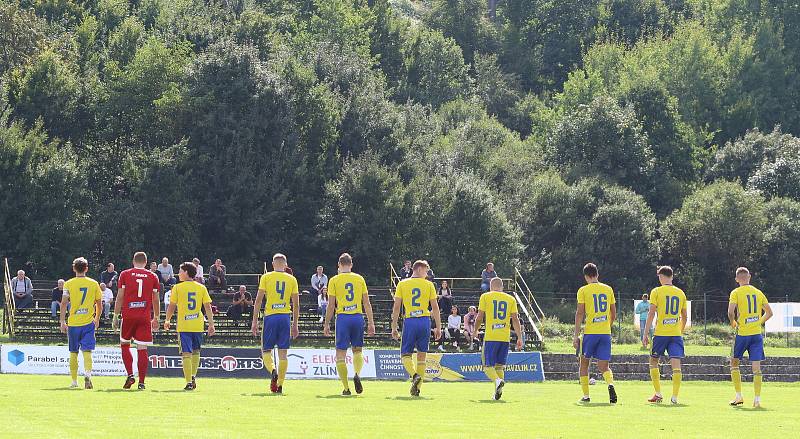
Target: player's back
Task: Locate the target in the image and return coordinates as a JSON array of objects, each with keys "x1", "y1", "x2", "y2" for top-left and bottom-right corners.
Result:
[
  {"x1": 171, "y1": 281, "x2": 212, "y2": 332},
  {"x1": 730, "y1": 285, "x2": 768, "y2": 336},
  {"x1": 259, "y1": 271, "x2": 298, "y2": 315},
  {"x1": 650, "y1": 285, "x2": 686, "y2": 336},
  {"x1": 329, "y1": 272, "x2": 367, "y2": 314},
  {"x1": 577, "y1": 282, "x2": 615, "y2": 334},
  {"x1": 119, "y1": 268, "x2": 159, "y2": 319},
  {"x1": 479, "y1": 290, "x2": 518, "y2": 342},
  {"x1": 395, "y1": 277, "x2": 436, "y2": 318},
  {"x1": 64, "y1": 277, "x2": 102, "y2": 326}
]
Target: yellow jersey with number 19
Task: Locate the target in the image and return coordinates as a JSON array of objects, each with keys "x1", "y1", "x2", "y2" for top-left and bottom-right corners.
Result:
[
  {"x1": 394, "y1": 277, "x2": 436, "y2": 318},
  {"x1": 258, "y1": 271, "x2": 298, "y2": 316},
  {"x1": 730, "y1": 285, "x2": 768, "y2": 336},
  {"x1": 328, "y1": 272, "x2": 367, "y2": 314},
  {"x1": 478, "y1": 291, "x2": 518, "y2": 342},
  {"x1": 577, "y1": 282, "x2": 615, "y2": 335},
  {"x1": 64, "y1": 277, "x2": 102, "y2": 327},
  {"x1": 170, "y1": 281, "x2": 212, "y2": 332}
]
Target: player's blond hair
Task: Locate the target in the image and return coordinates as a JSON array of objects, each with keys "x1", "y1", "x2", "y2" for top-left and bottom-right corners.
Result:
[
  {"x1": 73, "y1": 257, "x2": 89, "y2": 274},
  {"x1": 490, "y1": 277, "x2": 504, "y2": 291},
  {"x1": 338, "y1": 253, "x2": 353, "y2": 266},
  {"x1": 133, "y1": 252, "x2": 147, "y2": 265},
  {"x1": 273, "y1": 253, "x2": 287, "y2": 263},
  {"x1": 412, "y1": 260, "x2": 429, "y2": 270},
  {"x1": 736, "y1": 267, "x2": 750, "y2": 276}
]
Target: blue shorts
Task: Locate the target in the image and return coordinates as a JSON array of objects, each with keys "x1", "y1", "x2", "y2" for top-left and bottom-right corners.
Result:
[
  {"x1": 401, "y1": 317, "x2": 431, "y2": 355},
  {"x1": 262, "y1": 314, "x2": 291, "y2": 350},
  {"x1": 651, "y1": 335, "x2": 685, "y2": 359},
  {"x1": 179, "y1": 332, "x2": 203, "y2": 354},
  {"x1": 68, "y1": 323, "x2": 96, "y2": 353},
  {"x1": 335, "y1": 314, "x2": 364, "y2": 350},
  {"x1": 733, "y1": 334, "x2": 766, "y2": 361},
  {"x1": 483, "y1": 341, "x2": 509, "y2": 367},
  {"x1": 580, "y1": 334, "x2": 612, "y2": 361}
]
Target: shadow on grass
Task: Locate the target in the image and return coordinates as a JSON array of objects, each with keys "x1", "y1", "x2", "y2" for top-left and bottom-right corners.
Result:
[
  {"x1": 651, "y1": 403, "x2": 689, "y2": 408},
  {"x1": 733, "y1": 406, "x2": 770, "y2": 412},
  {"x1": 385, "y1": 396, "x2": 432, "y2": 401},
  {"x1": 42, "y1": 387, "x2": 80, "y2": 391},
  {"x1": 98, "y1": 389, "x2": 132, "y2": 393},
  {"x1": 473, "y1": 399, "x2": 509, "y2": 404},
  {"x1": 242, "y1": 393, "x2": 286, "y2": 397},
  {"x1": 150, "y1": 389, "x2": 190, "y2": 393},
  {"x1": 316, "y1": 394, "x2": 358, "y2": 399},
  {"x1": 574, "y1": 402, "x2": 615, "y2": 407}
]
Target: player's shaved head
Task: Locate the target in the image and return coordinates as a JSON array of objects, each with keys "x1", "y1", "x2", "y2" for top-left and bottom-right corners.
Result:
[
  {"x1": 490, "y1": 277, "x2": 504, "y2": 291},
  {"x1": 338, "y1": 253, "x2": 353, "y2": 267},
  {"x1": 736, "y1": 267, "x2": 750, "y2": 276},
  {"x1": 272, "y1": 253, "x2": 287, "y2": 270},
  {"x1": 133, "y1": 251, "x2": 147, "y2": 267},
  {"x1": 73, "y1": 257, "x2": 89, "y2": 274}
]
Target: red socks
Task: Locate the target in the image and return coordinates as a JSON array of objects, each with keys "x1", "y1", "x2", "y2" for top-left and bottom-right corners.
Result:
[
  {"x1": 121, "y1": 344, "x2": 133, "y2": 376},
  {"x1": 137, "y1": 348, "x2": 149, "y2": 384}
]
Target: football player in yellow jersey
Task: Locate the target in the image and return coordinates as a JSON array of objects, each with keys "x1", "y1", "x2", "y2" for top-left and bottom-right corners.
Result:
[
  {"x1": 59, "y1": 257, "x2": 102, "y2": 389},
  {"x1": 728, "y1": 267, "x2": 773, "y2": 407},
  {"x1": 391, "y1": 260, "x2": 442, "y2": 397},
  {"x1": 323, "y1": 253, "x2": 376, "y2": 395},
  {"x1": 643, "y1": 266, "x2": 687, "y2": 404},
  {"x1": 251, "y1": 253, "x2": 300, "y2": 394},
  {"x1": 573, "y1": 263, "x2": 617, "y2": 403},
  {"x1": 474, "y1": 277, "x2": 523, "y2": 400},
  {"x1": 164, "y1": 262, "x2": 215, "y2": 391}
]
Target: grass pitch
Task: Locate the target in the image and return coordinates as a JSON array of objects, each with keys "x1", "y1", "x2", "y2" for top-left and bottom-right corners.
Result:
[{"x1": 1, "y1": 376, "x2": 798, "y2": 438}]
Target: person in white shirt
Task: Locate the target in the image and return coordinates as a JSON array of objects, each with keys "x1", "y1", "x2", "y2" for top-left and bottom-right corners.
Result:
[
  {"x1": 439, "y1": 305, "x2": 463, "y2": 351},
  {"x1": 310, "y1": 266, "x2": 328, "y2": 300},
  {"x1": 100, "y1": 282, "x2": 114, "y2": 320},
  {"x1": 163, "y1": 288, "x2": 172, "y2": 310},
  {"x1": 317, "y1": 287, "x2": 328, "y2": 323},
  {"x1": 192, "y1": 258, "x2": 204, "y2": 283}
]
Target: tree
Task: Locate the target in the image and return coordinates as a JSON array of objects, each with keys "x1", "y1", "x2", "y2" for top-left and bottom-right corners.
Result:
[
  {"x1": 759, "y1": 197, "x2": 800, "y2": 300},
  {"x1": 473, "y1": 53, "x2": 522, "y2": 125},
  {"x1": 399, "y1": 28, "x2": 471, "y2": 108},
  {"x1": 425, "y1": 0, "x2": 498, "y2": 64},
  {"x1": 0, "y1": 3, "x2": 45, "y2": 77}
]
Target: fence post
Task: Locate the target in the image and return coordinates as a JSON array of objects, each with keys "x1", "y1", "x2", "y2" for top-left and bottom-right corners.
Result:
[
  {"x1": 703, "y1": 291, "x2": 707, "y2": 346},
  {"x1": 787, "y1": 294, "x2": 790, "y2": 348}
]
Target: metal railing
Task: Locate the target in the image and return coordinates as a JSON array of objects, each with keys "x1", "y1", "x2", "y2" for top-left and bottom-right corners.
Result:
[{"x1": 3, "y1": 258, "x2": 15, "y2": 336}]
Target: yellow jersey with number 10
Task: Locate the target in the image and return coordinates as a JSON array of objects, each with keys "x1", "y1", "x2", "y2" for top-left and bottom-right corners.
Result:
[
  {"x1": 170, "y1": 281, "x2": 212, "y2": 332},
  {"x1": 577, "y1": 282, "x2": 616, "y2": 335},
  {"x1": 730, "y1": 285, "x2": 768, "y2": 336},
  {"x1": 395, "y1": 277, "x2": 436, "y2": 318},
  {"x1": 650, "y1": 285, "x2": 687, "y2": 337},
  {"x1": 258, "y1": 271, "x2": 298, "y2": 316},
  {"x1": 64, "y1": 277, "x2": 102, "y2": 327},
  {"x1": 328, "y1": 272, "x2": 367, "y2": 314},
  {"x1": 478, "y1": 291, "x2": 518, "y2": 342}
]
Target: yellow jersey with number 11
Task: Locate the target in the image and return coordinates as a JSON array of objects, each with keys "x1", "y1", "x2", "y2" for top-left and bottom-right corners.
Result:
[{"x1": 730, "y1": 285, "x2": 768, "y2": 336}]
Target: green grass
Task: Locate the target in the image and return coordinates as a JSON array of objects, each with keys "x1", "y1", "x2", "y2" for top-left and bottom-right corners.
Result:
[{"x1": 1, "y1": 375, "x2": 798, "y2": 438}]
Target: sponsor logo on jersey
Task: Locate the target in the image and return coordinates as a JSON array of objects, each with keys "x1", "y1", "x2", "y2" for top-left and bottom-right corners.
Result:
[
  {"x1": 75, "y1": 309, "x2": 88, "y2": 315},
  {"x1": 344, "y1": 304, "x2": 358, "y2": 312},
  {"x1": 185, "y1": 313, "x2": 199, "y2": 321},
  {"x1": 662, "y1": 318, "x2": 678, "y2": 325},
  {"x1": 745, "y1": 316, "x2": 760, "y2": 324},
  {"x1": 410, "y1": 310, "x2": 423, "y2": 317},
  {"x1": 272, "y1": 303, "x2": 286, "y2": 310},
  {"x1": 592, "y1": 315, "x2": 607, "y2": 323},
  {"x1": 492, "y1": 323, "x2": 506, "y2": 330},
  {"x1": 129, "y1": 301, "x2": 146, "y2": 309}
]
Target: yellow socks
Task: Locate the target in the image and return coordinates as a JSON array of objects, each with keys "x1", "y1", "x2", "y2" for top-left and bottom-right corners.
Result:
[
  {"x1": 602, "y1": 370, "x2": 614, "y2": 385},
  {"x1": 484, "y1": 366, "x2": 499, "y2": 381},
  {"x1": 579, "y1": 375, "x2": 589, "y2": 396},
  {"x1": 416, "y1": 361, "x2": 426, "y2": 388},
  {"x1": 336, "y1": 359, "x2": 350, "y2": 390},
  {"x1": 192, "y1": 353, "x2": 200, "y2": 377},
  {"x1": 754, "y1": 372, "x2": 762, "y2": 397},
  {"x1": 353, "y1": 351, "x2": 364, "y2": 376},
  {"x1": 495, "y1": 366, "x2": 505, "y2": 380},
  {"x1": 731, "y1": 367, "x2": 742, "y2": 394},
  {"x1": 401, "y1": 355, "x2": 416, "y2": 377},
  {"x1": 262, "y1": 351, "x2": 275, "y2": 374},
  {"x1": 69, "y1": 352, "x2": 78, "y2": 382},
  {"x1": 182, "y1": 355, "x2": 192, "y2": 383},
  {"x1": 82, "y1": 351, "x2": 93, "y2": 377},
  {"x1": 650, "y1": 368, "x2": 661, "y2": 394},
  {"x1": 672, "y1": 369, "x2": 682, "y2": 397},
  {"x1": 278, "y1": 359, "x2": 288, "y2": 386}
]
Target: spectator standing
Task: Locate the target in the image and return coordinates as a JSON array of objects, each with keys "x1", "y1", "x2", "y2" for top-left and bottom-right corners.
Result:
[
  {"x1": 192, "y1": 258, "x2": 204, "y2": 283},
  {"x1": 636, "y1": 293, "x2": 653, "y2": 342},
  {"x1": 399, "y1": 260, "x2": 413, "y2": 279},
  {"x1": 100, "y1": 282, "x2": 114, "y2": 321},
  {"x1": 100, "y1": 263, "x2": 118, "y2": 291},
  {"x1": 438, "y1": 280, "x2": 453, "y2": 315},
  {"x1": 481, "y1": 262, "x2": 497, "y2": 292},
  {"x1": 159, "y1": 258, "x2": 176, "y2": 287},
  {"x1": 208, "y1": 259, "x2": 227, "y2": 292},
  {"x1": 227, "y1": 285, "x2": 253, "y2": 321},
  {"x1": 310, "y1": 266, "x2": 328, "y2": 300},
  {"x1": 317, "y1": 287, "x2": 328, "y2": 323},
  {"x1": 12, "y1": 270, "x2": 33, "y2": 309},
  {"x1": 463, "y1": 306, "x2": 478, "y2": 349},
  {"x1": 51, "y1": 279, "x2": 65, "y2": 317}
]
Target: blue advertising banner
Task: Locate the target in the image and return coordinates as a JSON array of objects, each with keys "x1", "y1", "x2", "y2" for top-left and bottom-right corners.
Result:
[{"x1": 374, "y1": 350, "x2": 545, "y2": 382}]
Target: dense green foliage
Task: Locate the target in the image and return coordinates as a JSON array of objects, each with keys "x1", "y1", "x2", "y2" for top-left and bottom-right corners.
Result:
[{"x1": 2, "y1": 0, "x2": 800, "y2": 312}]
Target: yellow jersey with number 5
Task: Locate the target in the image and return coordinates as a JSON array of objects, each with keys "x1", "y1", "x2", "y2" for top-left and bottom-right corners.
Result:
[
  {"x1": 64, "y1": 277, "x2": 102, "y2": 327},
  {"x1": 730, "y1": 285, "x2": 768, "y2": 336},
  {"x1": 395, "y1": 277, "x2": 436, "y2": 318},
  {"x1": 478, "y1": 291, "x2": 518, "y2": 342},
  {"x1": 258, "y1": 271, "x2": 298, "y2": 316},
  {"x1": 170, "y1": 281, "x2": 212, "y2": 332},
  {"x1": 577, "y1": 282, "x2": 615, "y2": 335},
  {"x1": 328, "y1": 272, "x2": 367, "y2": 314}
]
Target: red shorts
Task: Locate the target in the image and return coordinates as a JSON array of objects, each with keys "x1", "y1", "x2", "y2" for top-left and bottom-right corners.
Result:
[{"x1": 120, "y1": 317, "x2": 153, "y2": 345}]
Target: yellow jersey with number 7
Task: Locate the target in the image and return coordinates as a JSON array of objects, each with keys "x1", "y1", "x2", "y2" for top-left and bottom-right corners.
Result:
[{"x1": 64, "y1": 277, "x2": 102, "y2": 327}]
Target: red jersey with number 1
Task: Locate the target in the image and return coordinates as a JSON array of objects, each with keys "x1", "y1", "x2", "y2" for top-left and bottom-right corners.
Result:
[{"x1": 118, "y1": 268, "x2": 160, "y2": 319}]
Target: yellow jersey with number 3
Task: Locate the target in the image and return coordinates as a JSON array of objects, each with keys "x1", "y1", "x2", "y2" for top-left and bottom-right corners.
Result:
[
  {"x1": 328, "y1": 272, "x2": 367, "y2": 315},
  {"x1": 63, "y1": 277, "x2": 102, "y2": 327},
  {"x1": 170, "y1": 281, "x2": 212, "y2": 332},
  {"x1": 478, "y1": 291, "x2": 518, "y2": 342},
  {"x1": 650, "y1": 285, "x2": 687, "y2": 336},
  {"x1": 258, "y1": 271, "x2": 298, "y2": 316},
  {"x1": 395, "y1": 277, "x2": 436, "y2": 318},
  {"x1": 729, "y1": 285, "x2": 768, "y2": 336},
  {"x1": 577, "y1": 282, "x2": 615, "y2": 335}
]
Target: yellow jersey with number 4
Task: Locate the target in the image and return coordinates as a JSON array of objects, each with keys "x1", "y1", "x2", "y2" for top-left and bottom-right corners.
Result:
[
  {"x1": 395, "y1": 277, "x2": 436, "y2": 318},
  {"x1": 328, "y1": 272, "x2": 367, "y2": 314},
  {"x1": 650, "y1": 285, "x2": 687, "y2": 337},
  {"x1": 478, "y1": 291, "x2": 518, "y2": 342},
  {"x1": 577, "y1": 282, "x2": 615, "y2": 335},
  {"x1": 730, "y1": 285, "x2": 768, "y2": 336},
  {"x1": 258, "y1": 271, "x2": 298, "y2": 316},
  {"x1": 64, "y1": 277, "x2": 102, "y2": 327},
  {"x1": 170, "y1": 281, "x2": 212, "y2": 332}
]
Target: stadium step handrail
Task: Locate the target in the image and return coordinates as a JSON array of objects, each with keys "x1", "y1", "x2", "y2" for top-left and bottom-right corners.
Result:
[
  {"x1": 514, "y1": 267, "x2": 545, "y2": 323},
  {"x1": 4, "y1": 257, "x2": 16, "y2": 336}
]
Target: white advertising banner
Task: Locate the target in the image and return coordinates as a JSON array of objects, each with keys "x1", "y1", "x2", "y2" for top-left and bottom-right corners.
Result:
[
  {"x1": 1, "y1": 345, "x2": 139, "y2": 376},
  {"x1": 633, "y1": 300, "x2": 692, "y2": 329},
  {"x1": 277, "y1": 349, "x2": 377, "y2": 379},
  {"x1": 765, "y1": 302, "x2": 800, "y2": 333}
]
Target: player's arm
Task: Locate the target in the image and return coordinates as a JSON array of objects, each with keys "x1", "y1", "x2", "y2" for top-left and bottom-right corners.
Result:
[
  {"x1": 727, "y1": 301, "x2": 738, "y2": 328},
  {"x1": 643, "y1": 303, "x2": 656, "y2": 346},
  {"x1": 291, "y1": 291, "x2": 300, "y2": 339},
  {"x1": 761, "y1": 302, "x2": 773, "y2": 324},
  {"x1": 113, "y1": 285, "x2": 124, "y2": 331},
  {"x1": 511, "y1": 312, "x2": 523, "y2": 350},
  {"x1": 680, "y1": 305, "x2": 688, "y2": 333},
  {"x1": 164, "y1": 303, "x2": 176, "y2": 330},
  {"x1": 151, "y1": 288, "x2": 160, "y2": 331},
  {"x1": 94, "y1": 297, "x2": 102, "y2": 329},
  {"x1": 430, "y1": 297, "x2": 442, "y2": 340},
  {"x1": 323, "y1": 294, "x2": 336, "y2": 336},
  {"x1": 473, "y1": 310, "x2": 485, "y2": 342},
  {"x1": 390, "y1": 295, "x2": 403, "y2": 340},
  {"x1": 573, "y1": 303, "x2": 585, "y2": 350},
  {"x1": 204, "y1": 302, "x2": 216, "y2": 336},
  {"x1": 59, "y1": 292, "x2": 70, "y2": 333},
  {"x1": 363, "y1": 290, "x2": 376, "y2": 336},
  {"x1": 251, "y1": 289, "x2": 265, "y2": 337},
  {"x1": 609, "y1": 302, "x2": 616, "y2": 326}
]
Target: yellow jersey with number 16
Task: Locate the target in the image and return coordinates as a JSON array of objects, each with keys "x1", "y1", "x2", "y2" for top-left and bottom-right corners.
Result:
[{"x1": 577, "y1": 282, "x2": 616, "y2": 335}]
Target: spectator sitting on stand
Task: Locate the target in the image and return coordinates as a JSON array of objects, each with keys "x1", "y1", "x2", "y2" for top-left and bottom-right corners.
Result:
[
  {"x1": 226, "y1": 285, "x2": 253, "y2": 321},
  {"x1": 438, "y1": 280, "x2": 453, "y2": 316},
  {"x1": 159, "y1": 257, "x2": 176, "y2": 287},
  {"x1": 163, "y1": 287, "x2": 172, "y2": 311},
  {"x1": 480, "y1": 262, "x2": 497, "y2": 292},
  {"x1": 208, "y1": 258, "x2": 227, "y2": 292},
  {"x1": 100, "y1": 263, "x2": 118, "y2": 292},
  {"x1": 310, "y1": 265, "x2": 328, "y2": 301},
  {"x1": 399, "y1": 260, "x2": 412, "y2": 279},
  {"x1": 51, "y1": 279, "x2": 65, "y2": 318},
  {"x1": 12, "y1": 270, "x2": 33, "y2": 309},
  {"x1": 192, "y1": 258, "x2": 204, "y2": 283},
  {"x1": 439, "y1": 305, "x2": 463, "y2": 351},
  {"x1": 149, "y1": 261, "x2": 164, "y2": 292},
  {"x1": 463, "y1": 306, "x2": 479, "y2": 350},
  {"x1": 317, "y1": 287, "x2": 328, "y2": 323},
  {"x1": 100, "y1": 282, "x2": 114, "y2": 321}
]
